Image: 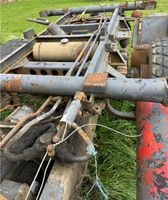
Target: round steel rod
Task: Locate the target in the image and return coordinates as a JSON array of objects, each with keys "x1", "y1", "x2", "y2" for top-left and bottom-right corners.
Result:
[{"x1": 75, "y1": 18, "x2": 105, "y2": 76}]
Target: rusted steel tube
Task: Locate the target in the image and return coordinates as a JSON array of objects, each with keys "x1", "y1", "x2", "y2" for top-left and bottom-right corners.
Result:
[
  {"x1": 33, "y1": 41, "x2": 88, "y2": 61},
  {"x1": 0, "y1": 96, "x2": 52, "y2": 149},
  {"x1": 0, "y1": 74, "x2": 168, "y2": 104},
  {"x1": 136, "y1": 102, "x2": 168, "y2": 200},
  {"x1": 47, "y1": 23, "x2": 66, "y2": 35},
  {"x1": 39, "y1": 1, "x2": 156, "y2": 17}
]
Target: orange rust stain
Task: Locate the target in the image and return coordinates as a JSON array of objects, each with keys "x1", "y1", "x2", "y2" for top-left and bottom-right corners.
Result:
[
  {"x1": 3, "y1": 76, "x2": 22, "y2": 92},
  {"x1": 75, "y1": 91, "x2": 86, "y2": 101},
  {"x1": 0, "y1": 194, "x2": 9, "y2": 200},
  {"x1": 84, "y1": 73, "x2": 108, "y2": 87},
  {"x1": 120, "y1": 2, "x2": 128, "y2": 8},
  {"x1": 131, "y1": 10, "x2": 143, "y2": 18}
]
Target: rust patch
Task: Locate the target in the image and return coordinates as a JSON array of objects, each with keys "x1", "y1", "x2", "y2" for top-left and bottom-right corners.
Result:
[
  {"x1": 0, "y1": 194, "x2": 9, "y2": 200},
  {"x1": 47, "y1": 144, "x2": 55, "y2": 157},
  {"x1": 84, "y1": 73, "x2": 108, "y2": 87},
  {"x1": 131, "y1": 10, "x2": 143, "y2": 18},
  {"x1": 131, "y1": 47, "x2": 149, "y2": 69},
  {"x1": 3, "y1": 75, "x2": 22, "y2": 92},
  {"x1": 147, "y1": 0, "x2": 157, "y2": 4},
  {"x1": 120, "y1": 2, "x2": 128, "y2": 8},
  {"x1": 74, "y1": 91, "x2": 86, "y2": 101},
  {"x1": 83, "y1": 73, "x2": 108, "y2": 94},
  {"x1": 140, "y1": 64, "x2": 150, "y2": 78}
]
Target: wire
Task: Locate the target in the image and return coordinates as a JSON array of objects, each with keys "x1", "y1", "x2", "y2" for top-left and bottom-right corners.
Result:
[
  {"x1": 53, "y1": 123, "x2": 142, "y2": 147},
  {"x1": 35, "y1": 158, "x2": 52, "y2": 200},
  {"x1": 25, "y1": 152, "x2": 48, "y2": 200},
  {"x1": 80, "y1": 3, "x2": 106, "y2": 18},
  {"x1": 85, "y1": 181, "x2": 96, "y2": 200}
]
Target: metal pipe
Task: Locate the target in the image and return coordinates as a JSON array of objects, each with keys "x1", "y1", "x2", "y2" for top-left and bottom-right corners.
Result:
[
  {"x1": 0, "y1": 74, "x2": 168, "y2": 104},
  {"x1": 39, "y1": 1, "x2": 157, "y2": 17},
  {"x1": 106, "y1": 78, "x2": 168, "y2": 104},
  {"x1": 27, "y1": 18, "x2": 50, "y2": 25}
]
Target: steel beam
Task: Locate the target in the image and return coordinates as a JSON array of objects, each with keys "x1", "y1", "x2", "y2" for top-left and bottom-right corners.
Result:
[
  {"x1": 37, "y1": 34, "x2": 92, "y2": 40},
  {"x1": 60, "y1": 23, "x2": 99, "y2": 33},
  {"x1": 85, "y1": 41, "x2": 107, "y2": 74},
  {"x1": 0, "y1": 74, "x2": 167, "y2": 104},
  {"x1": 107, "y1": 8, "x2": 119, "y2": 41},
  {"x1": 14, "y1": 61, "x2": 87, "y2": 75}
]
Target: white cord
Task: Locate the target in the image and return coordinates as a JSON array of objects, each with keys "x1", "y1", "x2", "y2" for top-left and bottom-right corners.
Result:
[
  {"x1": 25, "y1": 152, "x2": 48, "y2": 200},
  {"x1": 53, "y1": 123, "x2": 142, "y2": 147},
  {"x1": 35, "y1": 158, "x2": 52, "y2": 200}
]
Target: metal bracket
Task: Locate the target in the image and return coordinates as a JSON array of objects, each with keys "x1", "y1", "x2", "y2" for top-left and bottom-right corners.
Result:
[
  {"x1": 23, "y1": 28, "x2": 36, "y2": 40},
  {"x1": 83, "y1": 73, "x2": 108, "y2": 94},
  {"x1": 84, "y1": 95, "x2": 105, "y2": 115}
]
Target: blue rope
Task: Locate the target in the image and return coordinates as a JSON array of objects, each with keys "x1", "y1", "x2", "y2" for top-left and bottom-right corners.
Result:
[{"x1": 85, "y1": 144, "x2": 109, "y2": 200}]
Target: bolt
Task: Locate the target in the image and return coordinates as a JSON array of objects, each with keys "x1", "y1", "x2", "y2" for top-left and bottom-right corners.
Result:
[
  {"x1": 61, "y1": 38, "x2": 69, "y2": 44},
  {"x1": 47, "y1": 144, "x2": 55, "y2": 157}
]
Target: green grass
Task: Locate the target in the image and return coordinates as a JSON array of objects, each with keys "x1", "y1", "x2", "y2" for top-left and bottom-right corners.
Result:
[
  {"x1": 1, "y1": 0, "x2": 168, "y2": 199},
  {"x1": 0, "y1": 0, "x2": 141, "y2": 44}
]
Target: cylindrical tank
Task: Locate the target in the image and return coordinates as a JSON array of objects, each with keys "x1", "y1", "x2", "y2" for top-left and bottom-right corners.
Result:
[
  {"x1": 137, "y1": 102, "x2": 168, "y2": 200},
  {"x1": 33, "y1": 41, "x2": 87, "y2": 61}
]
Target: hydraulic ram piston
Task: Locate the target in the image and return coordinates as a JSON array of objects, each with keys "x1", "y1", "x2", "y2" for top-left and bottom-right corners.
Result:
[{"x1": 0, "y1": 74, "x2": 168, "y2": 104}]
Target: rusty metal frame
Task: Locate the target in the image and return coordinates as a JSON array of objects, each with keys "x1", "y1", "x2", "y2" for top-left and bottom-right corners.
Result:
[{"x1": 1, "y1": 1, "x2": 168, "y2": 200}]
